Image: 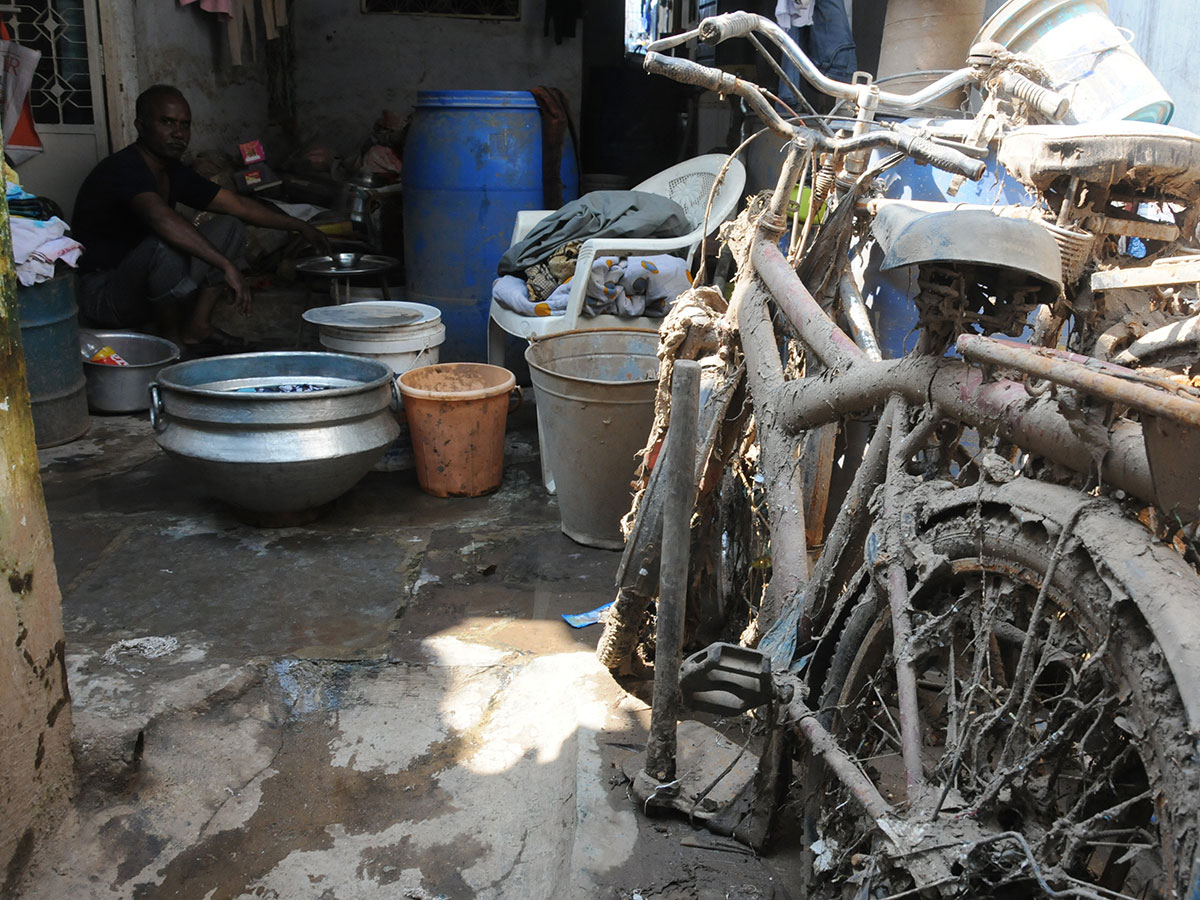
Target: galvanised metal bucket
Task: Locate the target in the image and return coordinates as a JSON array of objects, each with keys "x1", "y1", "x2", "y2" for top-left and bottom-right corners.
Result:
[
  {"x1": 150, "y1": 351, "x2": 399, "y2": 517},
  {"x1": 525, "y1": 330, "x2": 659, "y2": 549}
]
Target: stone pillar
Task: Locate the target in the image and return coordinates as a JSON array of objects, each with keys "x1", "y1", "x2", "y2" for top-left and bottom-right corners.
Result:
[{"x1": 0, "y1": 150, "x2": 73, "y2": 890}]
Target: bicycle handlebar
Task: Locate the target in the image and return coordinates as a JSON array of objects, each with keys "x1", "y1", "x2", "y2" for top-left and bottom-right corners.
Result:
[
  {"x1": 687, "y1": 12, "x2": 976, "y2": 109},
  {"x1": 697, "y1": 11, "x2": 758, "y2": 42},
  {"x1": 643, "y1": 52, "x2": 986, "y2": 180},
  {"x1": 850, "y1": 132, "x2": 986, "y2": 180},
  {"x1": 992, "y1": 70, "x2": 1069, "y2": 121},
  {"x1": 672, "y1": 12, "x2": 1069, "y2": 122},
  {"x1": 644, "y1": 51, "x2": 788, "y2": 134}
]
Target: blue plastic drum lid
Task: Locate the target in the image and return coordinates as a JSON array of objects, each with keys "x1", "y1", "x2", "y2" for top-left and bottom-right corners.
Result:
[{"x1": 414, "y1": 90, "x2": 540, "y2": 110}]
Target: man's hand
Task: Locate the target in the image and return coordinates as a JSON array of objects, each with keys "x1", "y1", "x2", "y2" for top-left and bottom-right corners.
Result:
[
  {"x1": 298, "y1": 222, "x2": 334, "y2": 257},
  {"x1": 224, "y1": 263, "x2": 253, "y2": 316}
]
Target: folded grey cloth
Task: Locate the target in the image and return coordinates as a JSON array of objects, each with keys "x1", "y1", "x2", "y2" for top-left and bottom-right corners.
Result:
[{"x1": 497, "y1": 190, "x2": 691, "y2": 276}]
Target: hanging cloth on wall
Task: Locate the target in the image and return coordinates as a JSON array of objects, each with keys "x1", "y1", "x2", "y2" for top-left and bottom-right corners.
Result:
[
  {"x1": 179, "y1": 0, "x2": 234, "y2": 17},
  {"x1": 530, "y1": 86, "x2": 578, "y2": 211},
  {"x1": 226, "y1": 0, "x2": 258, "y2": 66},
  {"x1": 181, "y1": 0, "x2": 287, "y2": 67},
  {"x1": 261, "y1": 0, "x2": 289, "y2": 39},
  {"x1": 262, "y1": 0, "x2": 277, "y2": 40},
  {"x1": 544, "y1": 0, "x2": 581, "y2": 44}
]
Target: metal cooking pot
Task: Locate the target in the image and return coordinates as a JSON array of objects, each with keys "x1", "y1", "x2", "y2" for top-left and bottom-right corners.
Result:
[
  {"x1": 150, "y1": 351, "x2": 400, "y2": 515},
  {"x1": 80, "y1": 330, "x2": 180, "y2": 413}
]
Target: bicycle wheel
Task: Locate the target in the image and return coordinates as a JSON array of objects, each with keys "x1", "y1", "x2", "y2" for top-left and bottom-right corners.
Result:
[{"x1": 802, "y1": 480, "x2": 1200, "y2": 899}]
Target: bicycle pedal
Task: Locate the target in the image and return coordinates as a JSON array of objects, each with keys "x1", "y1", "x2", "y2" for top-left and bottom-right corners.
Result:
[{"x1": 679, "y1": 643, "x2": 773, "y2": 715}]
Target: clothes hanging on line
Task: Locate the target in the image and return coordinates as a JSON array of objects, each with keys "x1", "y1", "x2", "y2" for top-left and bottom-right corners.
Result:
[{"x1": 180, "y1": 0, "x2": 288, "y2": 66}]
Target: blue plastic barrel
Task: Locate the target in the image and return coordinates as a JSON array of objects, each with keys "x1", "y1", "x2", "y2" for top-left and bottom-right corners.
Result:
[
  {"x1": 404, "y1": 91, "x2": 545, "y2": 362},
  {"x1": 16, "y1": 273, "x2": 88, "y2": 447}
]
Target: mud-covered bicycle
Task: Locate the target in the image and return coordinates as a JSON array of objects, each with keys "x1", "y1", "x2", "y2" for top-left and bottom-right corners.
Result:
[{"x1": 599, "y1": 12, "x2": 1200, "y2": 899}]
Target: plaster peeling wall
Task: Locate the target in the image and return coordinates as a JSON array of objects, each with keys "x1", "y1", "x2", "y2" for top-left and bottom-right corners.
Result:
[
  {"x1": 289, "y1": 6, "x2": 584, "y2": 157},
  {"x1": 0, "y1": 208, "x2": 73, "y2": 891},
  {"x1": 131, "y1": 1, "x2": 272, "y2": 156},
  {"x1": 1105, "y1": 0, "x2": 1199, "y2": 135}
]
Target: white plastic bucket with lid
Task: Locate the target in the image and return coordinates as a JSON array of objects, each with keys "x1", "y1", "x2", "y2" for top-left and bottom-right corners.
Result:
[
  {"x1": 302, "y1": 301, "x2": 445, "y2": 376},
  {"x1": 977, "y1": 0, "x2": 1174, "y2": 126},
  {"x1": 302, "y1": 300, "x2": 446, "y2": 473}
]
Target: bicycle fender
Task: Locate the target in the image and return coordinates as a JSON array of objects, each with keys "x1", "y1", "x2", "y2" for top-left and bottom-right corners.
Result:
[{"x1": 870, "y1": 201, "x2": 1062, "y2": 291}]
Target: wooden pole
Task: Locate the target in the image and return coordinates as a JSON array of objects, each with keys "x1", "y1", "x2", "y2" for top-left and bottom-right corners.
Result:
[{"x1": 643, "y1": 360, "x2": 701, "y2": 784}]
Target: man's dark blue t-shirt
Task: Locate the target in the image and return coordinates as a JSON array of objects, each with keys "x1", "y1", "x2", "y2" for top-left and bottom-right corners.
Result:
[{"x1": 72, "y1": 145, "x2": 220, "y2": 273}]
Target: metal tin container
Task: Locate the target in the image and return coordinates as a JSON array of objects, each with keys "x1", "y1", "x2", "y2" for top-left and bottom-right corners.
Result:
[
  {"x1": 150, "y1": 351, "x2": 400, "y2": 516},
  {"x1": 525, "y1": 330, "x2": 659, "y2": 549},
  {"x1": 80, "y1": 330, "x2": 180, "y2": 413}
]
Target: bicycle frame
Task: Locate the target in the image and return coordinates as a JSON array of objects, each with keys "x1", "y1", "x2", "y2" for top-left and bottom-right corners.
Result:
[
  {"x1": 712, "y1": 132, "x2": 1200, "y2": 791},
  {"x1": 615, "y1": 17, "x2": 1200, "y2": 895}
]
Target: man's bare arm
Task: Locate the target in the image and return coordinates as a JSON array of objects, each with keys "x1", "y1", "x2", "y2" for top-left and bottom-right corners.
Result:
[
  {"x1": 130, "y1": 190, "x2": 252, "y2": 312},
  {"x1": 207, "y1": 188, "x2": 333, "y2": 255}
]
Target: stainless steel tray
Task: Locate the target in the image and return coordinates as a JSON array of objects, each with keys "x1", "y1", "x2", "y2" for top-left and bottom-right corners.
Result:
[{"x1": 295, "y1": 252, "x2": 398, "y2": 277}]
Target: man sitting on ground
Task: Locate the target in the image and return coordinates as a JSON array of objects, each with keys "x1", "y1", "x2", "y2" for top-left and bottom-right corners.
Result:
[{"x1": 72, "y1": 83, "x2": 330, "y2": 354}]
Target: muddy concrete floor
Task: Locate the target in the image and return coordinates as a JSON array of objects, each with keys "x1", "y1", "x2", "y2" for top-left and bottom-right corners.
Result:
[{"x1": 15, "y1": 380, "x2": 804, "y2": 899}]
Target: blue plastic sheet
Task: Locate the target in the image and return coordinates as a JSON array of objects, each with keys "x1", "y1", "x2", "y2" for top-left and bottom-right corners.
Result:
[{"x1": 561, "y1": 601, "x2": 614, "y2": 628}]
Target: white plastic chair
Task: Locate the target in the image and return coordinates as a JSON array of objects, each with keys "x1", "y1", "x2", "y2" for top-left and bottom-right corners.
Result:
[{"x1": 486, "y1": 153, "x2": 747, "y2": 365}]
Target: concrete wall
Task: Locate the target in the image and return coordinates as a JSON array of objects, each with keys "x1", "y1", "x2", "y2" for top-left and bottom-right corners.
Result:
[
  {"x1": 1107, "y1": 0, "x2": 1200, "y2": 135},
  {"x1": 120, "y1": 2, "x2": 585, "y2": 166},
  {"x1": 130, "y1": 0, "x2": 273, "y2": 155},
  {"x1": 288, "y1": 4, "x2": 584, "y2": 157},
  {"x1": 0, "y1": 213, "x2": 73, "y2": 892}
]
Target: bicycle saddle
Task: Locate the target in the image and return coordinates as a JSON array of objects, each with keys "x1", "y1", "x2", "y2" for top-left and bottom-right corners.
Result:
[{"x1": 998, "y1": 122, "x2": 1200, "y2": 204}]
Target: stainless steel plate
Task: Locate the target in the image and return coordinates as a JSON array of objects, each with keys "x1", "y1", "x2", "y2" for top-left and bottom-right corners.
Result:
[{"x1": 295, "y1": 252, "x2": 399, "y2": 277}]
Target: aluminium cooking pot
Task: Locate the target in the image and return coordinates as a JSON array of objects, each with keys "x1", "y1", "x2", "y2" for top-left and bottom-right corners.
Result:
[{"x1": 150, "y1": 351, "x2": 399, "y2": 515}]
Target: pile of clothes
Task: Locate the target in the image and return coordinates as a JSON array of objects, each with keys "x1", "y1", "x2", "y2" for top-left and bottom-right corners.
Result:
[
  {"x1": 492, "y1": 190, "x2": 695, "y2": 319},
  {"x1": 7, "y1": 181, "x2": 83, "y2": 286}
]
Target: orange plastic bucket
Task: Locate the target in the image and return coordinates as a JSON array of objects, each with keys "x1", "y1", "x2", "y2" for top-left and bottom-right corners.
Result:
[{"x1": 397, "y1": 362, "x2": 516, "y2": 497}]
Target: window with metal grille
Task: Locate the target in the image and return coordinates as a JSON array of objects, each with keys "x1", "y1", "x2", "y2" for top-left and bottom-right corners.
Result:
[
  {"x1": 4, "y1": 0, "x2": 94, "y2": 126},
  {"x1": 361, "y1": 0, "x2": 519, "y2": 19}
]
